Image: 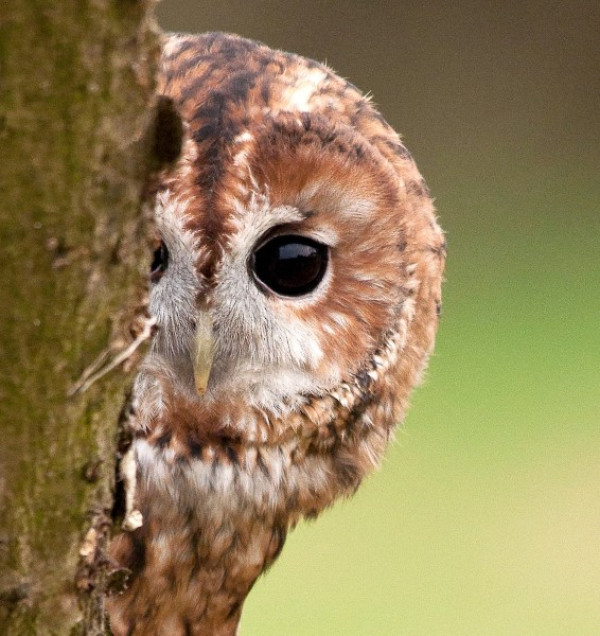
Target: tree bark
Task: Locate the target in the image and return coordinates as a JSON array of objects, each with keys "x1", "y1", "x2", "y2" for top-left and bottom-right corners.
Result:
[{"x1": 0, "y1": 1, "x2": 160, "y2": 633}]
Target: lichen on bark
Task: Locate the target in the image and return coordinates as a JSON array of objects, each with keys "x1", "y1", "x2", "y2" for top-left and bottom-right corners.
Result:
[{"x1": 0, "y1": 1, "x2": 161, "y2": 632}]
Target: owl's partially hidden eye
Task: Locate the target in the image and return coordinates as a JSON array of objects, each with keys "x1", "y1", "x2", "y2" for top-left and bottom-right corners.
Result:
[
  {"x1": 108, "y1": 31, "x2": 445, "y2": 636},
  {"x1": 149, "y1": 240, "x2": 169, "y2": 283},
  {"x1": 251, "y1": 234, "x2": 329, "y2": 297}
]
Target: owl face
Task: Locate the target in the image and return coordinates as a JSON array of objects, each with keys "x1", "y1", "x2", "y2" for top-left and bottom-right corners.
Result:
[
  {"x1": 149, "y1": 127, "x2": 408, "y2": 416},
  {"x1": 142, "y1": 33, "x2": 444, "y2": 438},
  {"x1": 109, "y1": 32, "x2": 444, "y2": 635}
]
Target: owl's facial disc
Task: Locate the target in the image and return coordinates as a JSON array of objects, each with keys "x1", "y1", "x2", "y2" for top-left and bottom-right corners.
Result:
[{"x1": 194, "y1": 309, "x2": 213, "y2": 395}]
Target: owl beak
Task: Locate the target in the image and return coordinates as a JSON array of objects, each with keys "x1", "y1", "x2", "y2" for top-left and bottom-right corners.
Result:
[{"x1": 194, "y1": 311, "x2": 214, "y2": 395}]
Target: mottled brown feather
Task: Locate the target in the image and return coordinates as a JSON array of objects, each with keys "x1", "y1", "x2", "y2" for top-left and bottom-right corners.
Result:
[{"x1": 108, "y1": 32, "x2": 444, "y2": 635}]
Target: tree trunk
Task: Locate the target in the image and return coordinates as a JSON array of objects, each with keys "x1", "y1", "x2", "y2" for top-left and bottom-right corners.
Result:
[{"x1": 0, "y1": 1, "x2": 160, "y2": 633}]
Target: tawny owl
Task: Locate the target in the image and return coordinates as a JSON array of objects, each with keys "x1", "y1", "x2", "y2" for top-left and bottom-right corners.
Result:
[{"x1": 108, "y1": 32, "x2": 445, "y2": 635}]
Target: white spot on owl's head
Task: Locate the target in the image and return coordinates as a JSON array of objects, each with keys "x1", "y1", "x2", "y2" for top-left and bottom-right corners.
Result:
[{"x1": 278, "y1": 67, "x2": 328, "y2": 113}]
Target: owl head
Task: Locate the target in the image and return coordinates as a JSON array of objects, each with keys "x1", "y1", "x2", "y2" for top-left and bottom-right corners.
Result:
[
  {"x1": 131, "y1": 29, "x2": 445, "y2": 524},
  {"x1": 134, "y1": 32, "x2": 445, "y2": 509},
  {"x1": 139, "y1": 32, "x2": 444, "y2": 465}
]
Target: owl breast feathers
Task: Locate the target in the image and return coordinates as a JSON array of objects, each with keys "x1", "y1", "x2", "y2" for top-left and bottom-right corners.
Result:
[{"x1": 108, "y1": 32, "x2": 445, "y2": 635}]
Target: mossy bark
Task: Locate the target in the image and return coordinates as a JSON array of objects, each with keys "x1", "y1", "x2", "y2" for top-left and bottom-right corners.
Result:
[{"x1": 0, "y1": 1, "x2": 160, "y2": 633}]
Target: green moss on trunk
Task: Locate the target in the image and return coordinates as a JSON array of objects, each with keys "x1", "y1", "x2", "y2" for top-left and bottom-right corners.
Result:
[{"x1": 0, "y1": 1, "x2": 160, "y2": 632}]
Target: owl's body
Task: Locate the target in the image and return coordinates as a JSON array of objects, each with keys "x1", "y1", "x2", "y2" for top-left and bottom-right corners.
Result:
[{"x1": 108, "y1": 33, "x2": 445, "y2": 635}]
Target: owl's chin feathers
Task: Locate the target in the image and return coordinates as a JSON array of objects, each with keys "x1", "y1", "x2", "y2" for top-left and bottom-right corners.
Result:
[{"x1": 109, "y1": 355, "x2": 391, "y2": 635}]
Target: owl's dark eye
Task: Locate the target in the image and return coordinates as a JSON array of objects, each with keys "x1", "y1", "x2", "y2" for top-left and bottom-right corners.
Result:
[
  {"x1": 150, "y1": 240, "x2": 169, "y2": 283},
  {"x1": 251, "y1": 235, "x2": 328, "y2": 297}
]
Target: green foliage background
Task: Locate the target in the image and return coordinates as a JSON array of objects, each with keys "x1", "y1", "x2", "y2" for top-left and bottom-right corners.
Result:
[{"x1": 157, "y1": 2, "x2": 600, "y2": 633}]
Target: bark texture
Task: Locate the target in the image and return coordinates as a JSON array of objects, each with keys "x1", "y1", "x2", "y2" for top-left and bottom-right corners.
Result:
[{"x1": 0, "y1": 1, "x2": 160, "y2": 633}]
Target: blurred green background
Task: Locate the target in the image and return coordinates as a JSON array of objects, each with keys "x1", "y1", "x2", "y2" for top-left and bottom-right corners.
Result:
[{"x1": 157, "y1": 2, "x2": 600, "y2": 634}]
